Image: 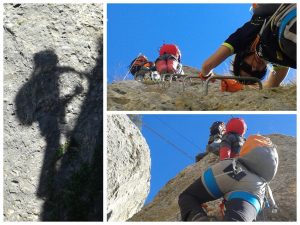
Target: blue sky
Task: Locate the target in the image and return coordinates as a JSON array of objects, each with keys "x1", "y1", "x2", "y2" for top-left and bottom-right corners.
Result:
[
  {"x1": 107, "y1": 4, "x2": 296, "y2": 83},
  {"x1": 140, "y1": 114, "x2": 296, "y2": 203}
]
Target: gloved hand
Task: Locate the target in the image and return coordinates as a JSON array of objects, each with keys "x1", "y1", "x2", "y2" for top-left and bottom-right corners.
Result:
[
  {"x1": 219, "y1": 146, "x2": 231, "y2": 160},
  {"x1": 221, "y1": 79, "x2": 244, "y2": 92},
  {"x1": 198, "y1": 71, "x2": 215, "y2": 82}
]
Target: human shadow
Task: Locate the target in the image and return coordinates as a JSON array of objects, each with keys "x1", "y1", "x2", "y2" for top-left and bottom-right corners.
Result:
[
  {"x1": 40, "y1": 39, "x2": 103, "y2": 221},
  {"x1": 15, "y1": 50, "x2": 84, "y2": 219}
]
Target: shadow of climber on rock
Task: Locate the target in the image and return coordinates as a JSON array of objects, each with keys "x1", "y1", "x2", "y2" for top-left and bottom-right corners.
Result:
[
  {"x1": 41, "y1": 39, "x2": 103, "y2": 221},
  {"x1": 15, "y1": 50, "x2": 83, "y2": 200}
]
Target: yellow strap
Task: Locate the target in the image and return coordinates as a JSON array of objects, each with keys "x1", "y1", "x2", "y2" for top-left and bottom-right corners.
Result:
[
  {"x1": 273, "y1": 64, "x2": 288, "y2": 71},
  {"x1": 222, "y1": 42, "x2": 234, "y2": 54}
]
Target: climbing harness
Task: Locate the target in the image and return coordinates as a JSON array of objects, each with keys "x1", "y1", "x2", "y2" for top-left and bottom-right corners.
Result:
[
  {"x1": 214, "y1": 158, "x2": 243, "y2": 178},
  {"x1": 264, "y1": 181, "x2": 278, "y2": 214},
  {"x1": 213, "y1": 158, "x2": 278, "y2": 219},
  {"x1": 248, "y1": 4, "x2": 284, "y2": 59},
  {"x1": 259, "y1": 4, "x2": 284, "y2": 37}
]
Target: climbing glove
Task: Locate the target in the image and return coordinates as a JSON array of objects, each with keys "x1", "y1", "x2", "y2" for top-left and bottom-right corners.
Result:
[
  {"x1": 221, "y1": 79, "x2": 244, "y2": 92},
  {"x1": 199, "y1": 71, "x2": 215, "y2": 82},
  {"x1": 198, "y1": 71, "x2": 213, "y2": 80}
]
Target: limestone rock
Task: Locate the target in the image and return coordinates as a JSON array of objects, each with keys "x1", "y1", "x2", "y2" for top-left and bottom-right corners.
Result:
[
  {"x1": 107, "y1": 67, "x2": 296, "y2": 111},
  {"x1": 107, "y1": 115, "x2": 151, "y2": 222},
  {"x1": 129, "y1": 134, "x2": 296, "y2": 221},
  {"x1": 4, "y1": 3, "x2": 103, "y2": 221}
]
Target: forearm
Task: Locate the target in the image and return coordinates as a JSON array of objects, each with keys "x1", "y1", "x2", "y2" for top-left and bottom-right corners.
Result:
[
  {"x1": 202, "y1": 45, "x2": 232, "y2": 76},
  {"x1": 263, "y1": 67, "x2": 289, "y2": 88}
]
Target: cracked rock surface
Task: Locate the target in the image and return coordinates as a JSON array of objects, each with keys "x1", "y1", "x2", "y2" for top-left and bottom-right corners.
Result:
[
  {"x1": 4, "y1": 3, "x2": 103, "y2": 221},
  {"x1": 107, "y1": 115, "x2": 151, "y2": 222}
]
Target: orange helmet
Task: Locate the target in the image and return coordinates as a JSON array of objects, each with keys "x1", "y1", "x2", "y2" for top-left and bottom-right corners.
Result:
[{"x1": 225, "y1": 118, "x2": 247, "y2": 136}]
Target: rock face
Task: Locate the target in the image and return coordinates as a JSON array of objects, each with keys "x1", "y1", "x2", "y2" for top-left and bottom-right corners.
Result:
[
  {"x1": 107, "y1": 115, "x2": 151, "y2": 222},
  {"x1": 4, "y1": 4, "x2": 103, "y2": 221},
  {"x1": 130, "y1": 134, "x2": 296, "y2": 222},
  {"x1": 107, "y1": 67, "x2": 296, "y2": 111}
]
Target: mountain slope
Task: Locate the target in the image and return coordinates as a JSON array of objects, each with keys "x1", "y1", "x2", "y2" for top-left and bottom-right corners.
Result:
[{"x1": 108, "y1": 67, "x2": 296, "y2": 111}]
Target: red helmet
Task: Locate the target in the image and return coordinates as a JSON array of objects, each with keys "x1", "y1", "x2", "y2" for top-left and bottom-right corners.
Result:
[{"x1": 225, "y1": 118, "x2": 247, "y2": 136}]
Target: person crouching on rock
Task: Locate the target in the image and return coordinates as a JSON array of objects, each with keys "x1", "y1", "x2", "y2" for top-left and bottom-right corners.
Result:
[
  {"x1": 155, "y1": 43, "x2": 184, "y2": 75},
  {"x1": 198, "y1": 4, "x2": 296, "y2": 92},
  {"x1": 178, "y1": 135, "x2": 279, "y2": 221},
  {"x1": 195, "y1": 121, "x2": 225, "y2": 162},
  {"x1": 129, "y1": 54, "x2": 156, "y2": 81},
  {"x1": 219, "y1": 118, "x2": 247, "y2": 160}
]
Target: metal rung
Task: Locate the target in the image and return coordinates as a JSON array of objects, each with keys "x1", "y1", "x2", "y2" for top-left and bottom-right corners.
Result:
[
  {"x1": 160, "y1": 73, "x2": 187, "y2": 89},
  {"x1": 182, "y1": 76, "x2": 204, "y2": 91},
  {"x1": 168, "y1": 74, "x2": 187, "y2": 84}
]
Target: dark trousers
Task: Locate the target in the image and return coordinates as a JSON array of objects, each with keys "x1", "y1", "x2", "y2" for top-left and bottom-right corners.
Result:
[{"x1": 178, "y1": 178, "x2": 257, "y2": 221}]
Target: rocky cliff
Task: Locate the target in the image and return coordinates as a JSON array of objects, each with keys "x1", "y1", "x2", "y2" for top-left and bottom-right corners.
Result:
[
  {"x1": 129, "y1": 134, "x2": 296, "y2": 221},
  {"x1": 107, "y1": 67, "x2": 296, "y2": 111},
  {"x1": 107, "y1": 115, "x2": 151, "y2": 222},
  {"x1": 4, "y1": 3, "x2": 103, "y2": 221}
]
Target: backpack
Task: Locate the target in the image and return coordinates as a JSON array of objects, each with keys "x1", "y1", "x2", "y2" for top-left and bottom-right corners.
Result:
[
  {"x1": 129, "y1": 55, "x2": 150, "y2": 75},
  {"x1": 271, "y1": 4, "x2": 296, "y2": 63},
  {"x1": 253, "y1": 4, "x2": 296, "y2": 68},
  {"x1": 159, "y1": 44, "x2": 181, "y2": 62},
  {"x1": 238, "y1": 134, "x2": 278, "y2": 182}
]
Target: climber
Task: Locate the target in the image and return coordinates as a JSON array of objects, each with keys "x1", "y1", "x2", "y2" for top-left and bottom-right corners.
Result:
[
  {"x1": 195, "y1": 121, "x2": 226, "y2": 162},
  {"x1": 129, "y1": 54, "x2": 158, "y2": 81},
  {"x1": 199, "y1": 4, "x2": 296, "y2": 92},
  {"x1": 155, "y1": 43, "x2": 184, "y2": 75},
  {"x1": 178, "y1": 134, "x2": 279, "y2": 221},
  {"x1": 219, "y1": 118, "x2": 247, "y2": 160},
  {"x1": 208, "y1": 121, "x2": 226, "y2": 145}
]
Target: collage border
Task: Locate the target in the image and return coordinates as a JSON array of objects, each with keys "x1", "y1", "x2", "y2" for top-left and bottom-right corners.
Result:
[{"x1": 1, "y1": 0, "x2": 299, "y2": 223}]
